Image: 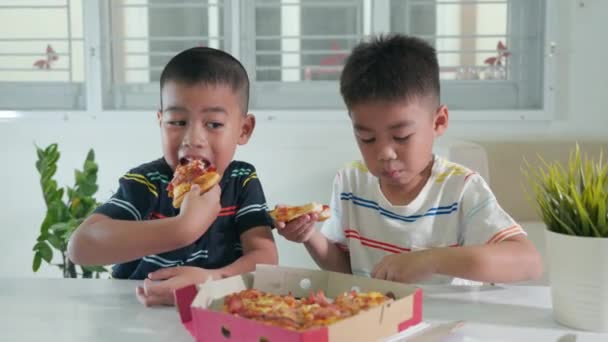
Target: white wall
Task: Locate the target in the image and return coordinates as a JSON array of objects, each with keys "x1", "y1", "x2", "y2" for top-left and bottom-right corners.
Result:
[{"x1": 1, "y1": 0, "x2": 606, "y2": 278}]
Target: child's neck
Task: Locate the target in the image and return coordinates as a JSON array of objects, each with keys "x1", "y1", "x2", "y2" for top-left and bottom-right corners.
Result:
[{"x1": 379, "y1": 157, "x2": 434, "y2": 206}]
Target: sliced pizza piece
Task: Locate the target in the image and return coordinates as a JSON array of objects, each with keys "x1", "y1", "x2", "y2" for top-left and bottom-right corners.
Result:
[
  {"x1": 167, "y1": 159, "x2": 221, "y2": 208},
  {"x1": 269, "y1": 202, "x2": 331, "y2": 224}
]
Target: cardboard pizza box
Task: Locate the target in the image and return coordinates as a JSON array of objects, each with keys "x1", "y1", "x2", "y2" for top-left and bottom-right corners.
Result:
[{"x1": 175, "y1": 264, "x2": 422, "y2": 342}]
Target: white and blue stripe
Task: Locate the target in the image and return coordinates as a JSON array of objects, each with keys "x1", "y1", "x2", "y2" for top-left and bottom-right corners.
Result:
[{"x1": 340, "y1": 192, "x2": 458, "y2": 223}]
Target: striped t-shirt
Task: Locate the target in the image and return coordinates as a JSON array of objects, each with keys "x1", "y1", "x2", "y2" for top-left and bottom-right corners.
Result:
[
  {"x1": 320, "y1": 156, "x2": 525, "y2": 285},
  {"x1": 94, "y1": 158, "x2": 272, "y2": 280}
]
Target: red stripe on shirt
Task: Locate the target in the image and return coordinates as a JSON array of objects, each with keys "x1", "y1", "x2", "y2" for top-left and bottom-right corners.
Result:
[
  {"x1": 150, "y1": 212, "x2": 167, "y2": 219},
  {"x1": 344, "y1": 229, "x2": 411, "y2": 252},
  {"x1": 464, "y1": 172, "x2": 477, "y2": 182},
  {"x1": 217, "y1": 211, "x2": 236, "y2": 217},
  {"x1": 344, "y1": 229, "x2": 411, "y2": 254},
  {"x1": 346, "y1": 236, "x2": 403, "y2": 254},
  {"x1": 487, "y1": 225, "x2": 524, "y2": 244},
  {"x1": 220, "y1": 206, "x2": 237, "y2": 212}
]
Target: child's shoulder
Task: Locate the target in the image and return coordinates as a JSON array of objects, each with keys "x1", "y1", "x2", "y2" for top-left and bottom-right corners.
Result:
[
  {"x1": 431, "y1": 156, "x2": 484, "y2": 189},
  {"x1": 127, "y1": 158, "x2": 171, "y2": 173},
  {"x1": 121, "y1": 158, "x2": 172, "y2": 184},
  {"x1": 335, "y1": 160, "x2": 376, "y2": 188},
  {"x1": 224, "y1": 160, "x2": 257, "y2": 177}
]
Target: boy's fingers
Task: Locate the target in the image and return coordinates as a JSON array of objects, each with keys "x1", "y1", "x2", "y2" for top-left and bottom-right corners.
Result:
[
  {"x1": 371, "y1": 259, "x2": 385, "y2": 278},
  {"x1": 136, "y1": 286, "x2": 166, "y2": 307},
  {"x1": 143, "y1": 278, "x2": 168, "y2": 297},
  {"x1": 137, "y1": 291, "x2": 170, "y2": 307},
  {"x1": 294, "y1": 226, "x2": 313, "y2": 242},
  {"x1": 148, "y1": 267, "x2": 179, "y2": 280},
  {"x1": 136, "y1": 286, "x2": 147, "y2": 305}
]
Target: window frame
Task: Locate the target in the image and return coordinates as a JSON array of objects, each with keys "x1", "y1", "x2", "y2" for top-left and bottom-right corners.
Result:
[
  {"x1": 0, "y1": 1, "x2": 86, "y2": 111},
  {"x1": 0, "y1": 0, "x2": 556, "y2": 122}
]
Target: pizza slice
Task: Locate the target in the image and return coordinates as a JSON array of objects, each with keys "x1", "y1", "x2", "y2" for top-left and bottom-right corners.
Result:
[
  {"x1": 269, "y1": 202, "x2": 331, "y2": 223},
  {"x1": 167, "y1": 159, "x2": 221, "y2": 208}
]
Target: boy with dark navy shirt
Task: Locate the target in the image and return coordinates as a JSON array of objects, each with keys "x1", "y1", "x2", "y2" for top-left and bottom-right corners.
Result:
[{"x1": 68, "y1": 47, "x2": 278, "y2": 306}]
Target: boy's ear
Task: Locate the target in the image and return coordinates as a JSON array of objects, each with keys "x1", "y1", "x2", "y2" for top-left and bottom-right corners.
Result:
[
  {"x1": 157, "y1": 110, "x2": 163, "y2": 126},
  {"x1": 238, "y1": 114, "x2": 256, "y2": 145},
  {"x1": 433, "y1": 105, "x2": 449, "y2": 137}
]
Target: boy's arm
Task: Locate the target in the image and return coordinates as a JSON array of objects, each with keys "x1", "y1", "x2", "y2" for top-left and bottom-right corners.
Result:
[
  {"x1": 433, "y1": 235, "x2": 542, "y2": 282},
  {"x1": 138, "y1": 225, "x2": 277, "y2": 307},
  {"x1": 213, "y1": 226, "x2": 278, "y2": 278},
  {"x1": 68, "y1": 184, "x2": 221, "y2": 266},
  {"x1": 305, "y1": 229, "x2": 351, "y2": 274},
  {"x1": 372, "y1": 234, "x2": 542, "y2": 283},
  {"x1": 276, "y1": 215, "x2": 351, "y2": 273}
]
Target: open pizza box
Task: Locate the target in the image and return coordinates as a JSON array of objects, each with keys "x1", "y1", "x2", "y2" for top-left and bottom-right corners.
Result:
[{"x1": 175, "y1": 264, "x2": 423, "y2": 342}]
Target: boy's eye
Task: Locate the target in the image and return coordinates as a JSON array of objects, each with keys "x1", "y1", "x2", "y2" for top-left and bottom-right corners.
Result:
[
  {"x1": 168, "y1": 120, "x2": 186, "y2": 127},
  {"x1": 394, "y1": 135, "x2": 411, "y2": 142},
  {"x1": 206, "y1": 122, "x2": 224, "y2": 129},
  {"x1": 358, "y1": 136, "x2": 375, "y2": 144}
]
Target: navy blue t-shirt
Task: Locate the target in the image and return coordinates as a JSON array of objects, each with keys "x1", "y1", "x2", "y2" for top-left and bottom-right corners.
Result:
[{"x1": 94, "y1": 158, "x2": 272, "y2": 279}]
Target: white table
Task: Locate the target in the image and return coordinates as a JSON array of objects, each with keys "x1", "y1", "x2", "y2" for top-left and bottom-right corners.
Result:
[{"x1": 1, "y1": 278, "x2": 606, "y2": 342}]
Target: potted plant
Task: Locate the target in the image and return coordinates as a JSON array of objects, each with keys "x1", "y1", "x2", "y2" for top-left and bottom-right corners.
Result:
[
  {"x1": 524, "y1": 145, "x2": 608, "y2": 331},
  {"x1": 33, "y1": 143, "x2": 108, "y2": 278}
]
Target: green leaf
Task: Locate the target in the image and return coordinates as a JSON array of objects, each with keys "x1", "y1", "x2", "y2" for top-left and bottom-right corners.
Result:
[
  {"x1": 45, "y1": 143, "x2": 58, "y2": 156},
  {"x1": 33, "y1": 241, "x2": 53, "y2": 263},
  {"x1": 32, "y1": 253, "x2": 42, "y2": 272},
  {"x1": 84, "y1": 159, "x2": 98, "y2": 174},
  {"x1": 47, "y1": 234, "x2": 64, "y2": 250},
  {"x1": 85, "y1": 149, "x2": 95, "y2": 163},
  {"x1": 79, "y1": 182, "x2": 98, "y2": 197},
  {"x1": 81, "y1": 265, "x2": 108, "y2": 273},
  {"x1": 41, "y1": 164, "x2": 57, "y2": 182},
  {"x1": 49, "y1": 222, "x2": 70, "y2": 234},
  {"x1": 74, "y1": 170, "x2": 85, "y2": 184}
]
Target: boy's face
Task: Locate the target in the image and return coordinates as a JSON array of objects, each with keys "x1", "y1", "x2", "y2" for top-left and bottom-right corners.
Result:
[
  {"x1": 157, "y1": 81, "x2": 254, "y2": 175},
  {"x1": 350, "y1": 98, "x2": 448, "y2": 191}
]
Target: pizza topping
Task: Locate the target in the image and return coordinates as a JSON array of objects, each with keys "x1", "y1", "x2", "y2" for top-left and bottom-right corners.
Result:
[
  {"x1": 269, "y1": 202, "x2": 331, "y2": 223},
  {"x1": 223, "y1": 289, "x2": 390, "y2": 331},
  {"x1": 167, "y1": 159, "x2": 216, "y2": 196}
]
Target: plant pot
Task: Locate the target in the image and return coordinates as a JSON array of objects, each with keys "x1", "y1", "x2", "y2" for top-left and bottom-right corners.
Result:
[{"x1": 545, "y1": 229, "x2": 608, "y2": 332}]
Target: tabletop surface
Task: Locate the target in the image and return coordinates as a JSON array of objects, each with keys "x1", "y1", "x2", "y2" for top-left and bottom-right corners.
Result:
[{"x1": 1, "y1": 278, "x2": 606, "y2": 342}]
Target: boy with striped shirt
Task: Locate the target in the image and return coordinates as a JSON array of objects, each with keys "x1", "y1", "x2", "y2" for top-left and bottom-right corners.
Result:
[
  {"x1": 68, "y1": 47, "x2": 277, "y2": 305},
  {"x1": 277, "y1": 35, "x2": 542, "y2": 285}
]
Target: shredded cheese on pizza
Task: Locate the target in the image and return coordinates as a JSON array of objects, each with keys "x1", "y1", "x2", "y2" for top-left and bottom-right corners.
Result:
[{"x1": 223, "y1": 289, "x2": 390, "y2": 331}]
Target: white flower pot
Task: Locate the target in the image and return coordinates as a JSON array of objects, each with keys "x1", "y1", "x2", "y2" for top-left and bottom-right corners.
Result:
[{"x1": 545, "y1": 229, "x2": 608, "y2": 332}]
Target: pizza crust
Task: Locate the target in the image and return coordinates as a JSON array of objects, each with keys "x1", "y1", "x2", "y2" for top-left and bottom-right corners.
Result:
[{"x1": 269, "y1": 202, "x2": 331, "y2": 223}]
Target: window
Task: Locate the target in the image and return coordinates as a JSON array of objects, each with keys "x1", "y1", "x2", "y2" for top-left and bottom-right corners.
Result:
[
  {"x1": 1, "y1": 0, "x2": 550, "y2": 117},
  {"x1": 101, "y1": 0, "x2": 228, "y2": 109},
  {"x1": 389, "y1": 0, "x2": 546, "y2": 111},
  {"x1": 0, "y1": 0, "x2": 85, "y2": 110},
  {"x1": 241, "y1": 0, "x2": 365, "y2": 109},
  {"x1": 244, "y1": 0, "x2": 547, "y2": 111}
]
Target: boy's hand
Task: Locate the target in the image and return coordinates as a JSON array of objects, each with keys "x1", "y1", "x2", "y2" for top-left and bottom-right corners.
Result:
[
  {"x1": 274, "y1": 205, "x2": 318, "y2": 243},
  {"x1": 371, "y1": 250, "x2": 438, "y2": 283},
  {"x1": 178, "y1": 184, "x2": 221, "y2": 237},
  {"x1": 135, "y1": 266, "x2": 216, "y2": 307}
]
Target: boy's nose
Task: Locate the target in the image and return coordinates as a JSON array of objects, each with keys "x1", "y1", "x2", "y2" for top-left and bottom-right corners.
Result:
[
  {"x1": 182, "y1": 125, "x2": 208, "y2": 148},
  {"x1": 377, "y1": 144, "x2": 397, "y2": 161}
]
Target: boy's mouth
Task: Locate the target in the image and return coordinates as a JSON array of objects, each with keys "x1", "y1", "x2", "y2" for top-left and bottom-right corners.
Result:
[
  {"x1": 179, "y1": 156, "x2": 211, "y2": 167},
  {"x1": 383, "y1": 169, "x2": 404, "y2": 179}
]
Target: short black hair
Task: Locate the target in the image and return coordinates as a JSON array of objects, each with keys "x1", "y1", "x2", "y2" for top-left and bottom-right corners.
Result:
[
  {"x1": 160, "y1": 47, "x2": 249, "y2": 113},
  {"x1": 340, "y1": 34, "x2": 440, "y2": 109}
]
